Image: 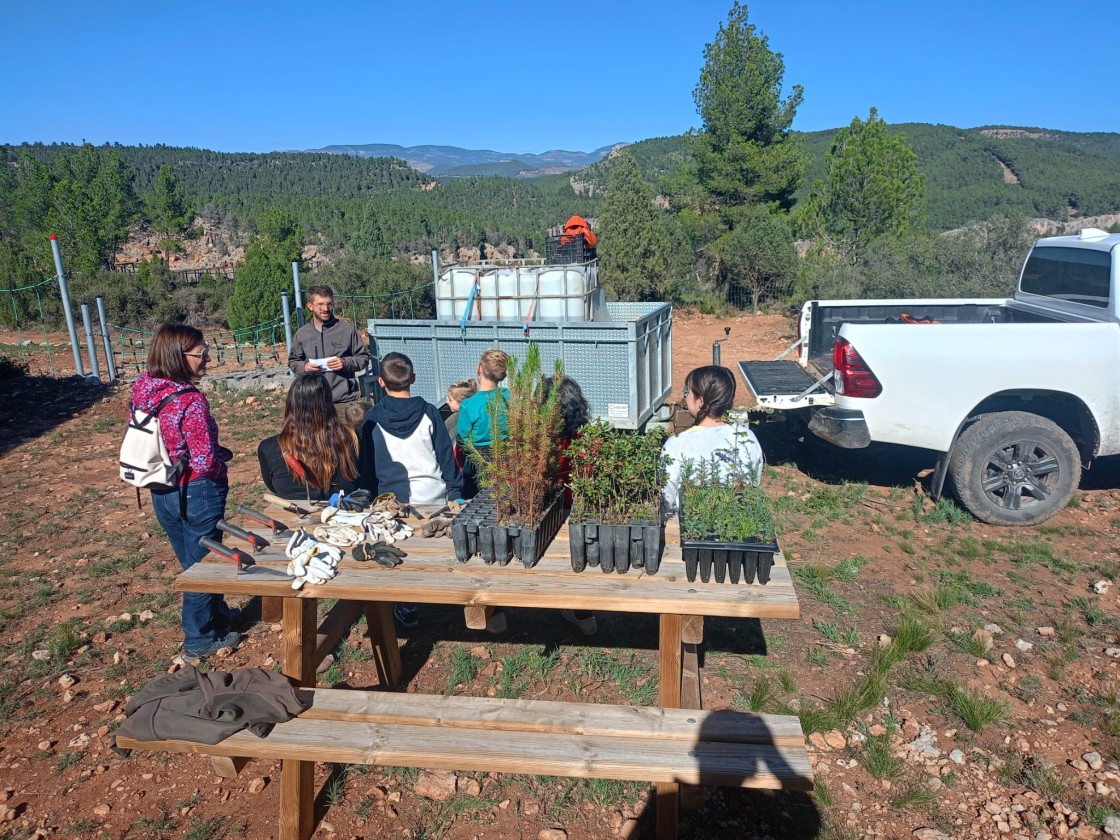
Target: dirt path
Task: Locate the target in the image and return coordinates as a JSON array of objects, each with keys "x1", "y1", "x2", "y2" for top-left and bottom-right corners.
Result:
[{"x1": 2, "y1": 311, "x2": 1120, "y2": 840}]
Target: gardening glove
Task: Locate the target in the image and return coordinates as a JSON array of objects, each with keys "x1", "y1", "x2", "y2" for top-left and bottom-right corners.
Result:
[
  {"x1": 329, "y1": 489, "x2": 372, "y2": 512},
  {"x1": 421, "y1": 516, "x2": 453, "y2": 539},
  {"x1": 285, "y1": 530, "x2": 342, "y2": 589},
  {"x1": 370, "y1": 493, "x2": 405, "y2": 517},
  {"x1": 324, "y1": 509, "x2": 369, "y2": 528},
  {"x1": 352, "y1": 541, "x2": 406, "y2": 568}
]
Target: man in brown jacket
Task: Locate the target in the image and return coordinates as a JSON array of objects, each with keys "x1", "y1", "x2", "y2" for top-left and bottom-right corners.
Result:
[{"x1": 288, "y1": 284, "x2": 370, "y2": 403}]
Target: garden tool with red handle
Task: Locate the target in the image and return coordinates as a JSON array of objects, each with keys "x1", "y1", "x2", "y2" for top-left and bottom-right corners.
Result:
[
  {"x1": 216, "y1": 520, "x2": 271, "y2": 552},
  {"x1": 237, "y1": 505, "x2": 298, "y2": 539},
  {"x1": 199, "y1": 537, "x2": 295, "y2": 581}
]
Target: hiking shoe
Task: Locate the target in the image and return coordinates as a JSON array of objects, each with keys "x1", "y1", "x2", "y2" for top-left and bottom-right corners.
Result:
[
  {"x1": 393, "y1": 604, "x2": 419, "y2": 629},
  {"x1": 485, "y1": 610, "x2": 507, "y2": 635},
  {"x1": 218, "y1": 607, "x2": 242, "y2": 634},
  {"x1": 180, "y1": 630, "x2": 241, "y2": 665},
  {"x1": 561, "y1": 610, "x2": 598, "y2": 637}
]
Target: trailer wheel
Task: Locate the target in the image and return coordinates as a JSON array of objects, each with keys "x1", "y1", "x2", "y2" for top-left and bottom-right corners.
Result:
[{"x1": 948, "y1": 411, "x2": 1080, "y2": 526}]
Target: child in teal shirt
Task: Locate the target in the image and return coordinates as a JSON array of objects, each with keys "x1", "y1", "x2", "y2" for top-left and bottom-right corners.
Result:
[{"x1": 457, "y1": 349, "x2": 510, "y2": 452}]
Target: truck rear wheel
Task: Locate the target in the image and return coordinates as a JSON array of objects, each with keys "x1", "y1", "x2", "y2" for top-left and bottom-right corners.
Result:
[{"x1": 949, "y1": 411, "x2": 1080, "y2": 526}]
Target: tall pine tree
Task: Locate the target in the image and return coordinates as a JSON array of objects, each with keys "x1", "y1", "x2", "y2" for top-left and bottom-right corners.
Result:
[
  {"x1": 227, "y1": 207, "x2": 304, "y2": 330},
  {"x1": 691, "y1": 2, "x2": 806, "y2": 210},
  {"x1": 147, "y1": 164, "x2": 194, "y2": 264},
  {"x1": 597, "y1": 150, "x2": 672, "y2": 301},
  {"x1": 811, "y1": 107, "x2": 926, "y2": 260}
]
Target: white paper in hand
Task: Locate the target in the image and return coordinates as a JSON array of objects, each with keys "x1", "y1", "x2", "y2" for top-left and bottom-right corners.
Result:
[{"x1": 309, "y1": 357, "x2": 333, "y2": 372}]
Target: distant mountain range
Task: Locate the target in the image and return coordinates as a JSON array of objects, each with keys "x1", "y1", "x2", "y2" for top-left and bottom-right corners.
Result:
[{"x1": 308, "y1": 142, "x2": 626, "y2": 179}]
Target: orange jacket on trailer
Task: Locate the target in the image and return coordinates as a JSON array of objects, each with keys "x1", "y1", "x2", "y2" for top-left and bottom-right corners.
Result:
[{"x1": 559, "y1": 215, "x2": 597, "y2": 248}]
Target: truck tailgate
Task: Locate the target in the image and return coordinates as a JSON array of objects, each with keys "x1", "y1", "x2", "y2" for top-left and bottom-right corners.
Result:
[{"x1": 738, "y1": 360, "x2": 834, "y2": 409}]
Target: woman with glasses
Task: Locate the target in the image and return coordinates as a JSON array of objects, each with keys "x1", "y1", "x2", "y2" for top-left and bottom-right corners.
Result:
[{"x1": 130, "y1": 323, "x2": 239, "y2": 664}]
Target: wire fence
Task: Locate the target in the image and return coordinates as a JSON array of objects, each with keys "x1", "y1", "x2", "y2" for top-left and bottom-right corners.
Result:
[
  {"x1": 335, "y1": 281, "x2": 435, "y2": 327},
  {"x1": 109, "y1": 318, "x2": 290, "y2": 378},
  {"x1": 1, "y1": 275, "x2": 61, "y2": 376},
  {"x1": 0, "y1": 266, "x2": 436, "y2": 382}
]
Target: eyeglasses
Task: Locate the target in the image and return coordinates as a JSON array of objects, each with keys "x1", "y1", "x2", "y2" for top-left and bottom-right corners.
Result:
[{"x1": 185, "y1": 351, "x2": 211, "y2": 360}]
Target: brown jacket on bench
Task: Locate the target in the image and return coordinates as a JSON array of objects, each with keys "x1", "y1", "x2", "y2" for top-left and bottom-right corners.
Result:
[{"x1": 113, "y1": 666, "x2": 308, "y2": 748}]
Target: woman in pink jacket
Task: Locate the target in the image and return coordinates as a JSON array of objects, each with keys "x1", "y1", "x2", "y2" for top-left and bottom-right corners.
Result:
[{"x1": 130, "y1": 324, "x2": 239, "y2": 664}]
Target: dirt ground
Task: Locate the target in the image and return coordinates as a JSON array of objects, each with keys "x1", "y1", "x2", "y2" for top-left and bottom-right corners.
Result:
[{"x1": 2, "y1": 311, "x2": 1120, "y2": 840}]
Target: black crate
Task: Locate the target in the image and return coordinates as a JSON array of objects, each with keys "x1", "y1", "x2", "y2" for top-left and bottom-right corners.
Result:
[
  {"x1": 451, "y1": 488, "x2": 566, "y2": 568},
  {"x1": 568, "y1": 521, "x2": 665, "y2": 575},
  {"x1": 545, "y1": 233, "x2": 596, "y2": 264}
]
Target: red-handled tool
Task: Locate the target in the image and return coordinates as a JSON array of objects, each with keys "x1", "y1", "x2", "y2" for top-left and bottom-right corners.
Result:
[
  {"x1": 237, "y1": 505, "x2": 297, "y2": 539},
  {"x1": 199, "y1": 537, "x2": 295, "y2": 581},
  {"x1": 217, "y1": 519, "x2": 271, "y2": 552}
]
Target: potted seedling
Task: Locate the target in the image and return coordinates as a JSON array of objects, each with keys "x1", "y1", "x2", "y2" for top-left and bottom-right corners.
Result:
[
  {"x1": 677, "y1": 445, "x2": 777, "y2": 585},
  {"x1": 566, "y1": 421, "x2": 668, "y2": 574},
  {"x1": 451, "y1": 345, "x2": 566, "y2": 567}
]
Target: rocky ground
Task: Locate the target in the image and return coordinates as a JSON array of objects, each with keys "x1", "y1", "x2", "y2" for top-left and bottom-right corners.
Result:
[{"x1": 1, "y1": 312, "x2": 1120, "y2": 840}]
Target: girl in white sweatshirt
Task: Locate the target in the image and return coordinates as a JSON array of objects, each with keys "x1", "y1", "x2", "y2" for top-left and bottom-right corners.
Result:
[{"x1": 661, "y1": 365, "x2": 764, "y2": 518}]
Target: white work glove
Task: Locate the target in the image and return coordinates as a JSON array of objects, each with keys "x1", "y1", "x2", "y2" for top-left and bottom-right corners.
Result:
[{"x1": 285, "y1": 530, "x2": 342, "y2": 589}]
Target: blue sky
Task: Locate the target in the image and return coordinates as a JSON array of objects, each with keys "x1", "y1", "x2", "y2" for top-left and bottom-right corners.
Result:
[{"x1": 3, "y1": 1, "x2": 1116, "y2": 154}]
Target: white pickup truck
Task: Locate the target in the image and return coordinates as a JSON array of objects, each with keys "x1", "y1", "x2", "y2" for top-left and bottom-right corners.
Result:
[{"x1": 739, "y1": 228, "x2": 1120, "y2": 526}]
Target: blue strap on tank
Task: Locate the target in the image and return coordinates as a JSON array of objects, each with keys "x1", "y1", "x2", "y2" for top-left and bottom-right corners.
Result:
[{"x1": 460, "y1": 272, "x2": 480, "y2": 336}]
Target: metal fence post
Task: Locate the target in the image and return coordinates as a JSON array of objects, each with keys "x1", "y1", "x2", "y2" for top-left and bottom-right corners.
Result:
[
  {"x1": 80, "y1": 303, "x2": 101, "y2": 380},
  {"x1": 281, "y1": 292, "x2": 293, "y2": 354},
  {"x1": 95, "y1": 296, "x2": 117, "y2": 382},
  {"x1": 431, "y1": 248, "x2": 440, "y2": 300},
  {"x1": 50, "y1": 235, "x2": 85, "y2": 377},
  {"x1": 292, "y1": 261, "x2": 304, "y2": 328}
]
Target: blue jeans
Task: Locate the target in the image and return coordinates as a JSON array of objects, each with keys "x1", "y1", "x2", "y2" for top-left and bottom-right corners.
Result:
[{"x1": 151, "y1": 477, "x2": 232, "y2": 653}]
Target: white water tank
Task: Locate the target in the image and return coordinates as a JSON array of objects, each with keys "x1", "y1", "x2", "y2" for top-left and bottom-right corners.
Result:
[{"x1": 435, "y1": 263, "x2": 606, "y2": 323}]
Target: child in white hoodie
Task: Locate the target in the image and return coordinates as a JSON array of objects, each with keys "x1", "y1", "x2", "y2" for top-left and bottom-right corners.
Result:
[{"x1": 661, "y1": 365, "x2": 764, "y2": 518}]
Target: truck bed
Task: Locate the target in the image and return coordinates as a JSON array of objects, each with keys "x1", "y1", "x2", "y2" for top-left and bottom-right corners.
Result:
[{"x1": 740, "y1": 300, "x2": 1062, "y2": 410}]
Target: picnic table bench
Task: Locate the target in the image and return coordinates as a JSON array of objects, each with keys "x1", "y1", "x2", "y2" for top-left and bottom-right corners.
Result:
[{"x1": 117, "y1": 512, "x2": 810, "y2": 840}]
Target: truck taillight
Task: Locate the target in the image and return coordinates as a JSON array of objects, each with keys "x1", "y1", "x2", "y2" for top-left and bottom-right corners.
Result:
[{"x1": 833, "y1": 338, "x2": 882, "y2": 398}]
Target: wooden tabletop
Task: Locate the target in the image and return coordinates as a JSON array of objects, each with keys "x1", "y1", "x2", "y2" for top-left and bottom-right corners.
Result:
[{"x1": 180, "y1": 515, "x2": 799, "y2": 620}]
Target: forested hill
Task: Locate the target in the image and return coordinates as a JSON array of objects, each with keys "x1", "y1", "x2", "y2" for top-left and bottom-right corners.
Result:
[
  {"x1": 3, "y1": 143, "x2": 433, "y2": 199},
  {"x1": 578, "y1": 126, "x2": 1120, "y2": 230},
  {"x1": 1, "y1": 143, "x2": 594, "y2": 254}
]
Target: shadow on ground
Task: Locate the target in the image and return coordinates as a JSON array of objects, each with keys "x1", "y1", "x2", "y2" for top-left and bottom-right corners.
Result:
[{"x1": 0, "y1": 373, "x2": 112, "y2": 458}]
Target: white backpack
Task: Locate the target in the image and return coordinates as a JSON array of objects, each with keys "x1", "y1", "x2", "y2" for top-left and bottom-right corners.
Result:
[{"x1": 119, "y1": 392, "x2": 188, "y2": 490}]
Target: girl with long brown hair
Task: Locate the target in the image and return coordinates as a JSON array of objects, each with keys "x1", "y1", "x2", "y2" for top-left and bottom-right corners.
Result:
[{"x1": 257, "y1": 374, "x2": 360, "y2": 502}]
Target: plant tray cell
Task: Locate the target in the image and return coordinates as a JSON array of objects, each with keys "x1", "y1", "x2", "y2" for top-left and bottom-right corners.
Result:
[
  {"x1": 679, "y1": 538, "x2": 779, "y2": 585},
  {"x1": 451, "y1": 488, "x2": 566, "y2": 568},
  {"x1": 568, "y1": 521, "x2": 665, "y2": 575}
]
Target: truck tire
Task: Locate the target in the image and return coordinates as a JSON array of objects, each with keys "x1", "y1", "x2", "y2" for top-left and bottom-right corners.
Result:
[{"x1": 948, "y1": 411, "x2": 1080, "y2": 526}]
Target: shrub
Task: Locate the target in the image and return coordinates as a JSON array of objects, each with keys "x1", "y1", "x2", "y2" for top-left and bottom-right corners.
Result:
[
  {"x1": 0, "y1": 353, "x2": 28, "y2": 380},
  {"x1": 567, "y1": 421, "x2": 667, "y2": 523},
  {"x1": 678, "y1": 450, "x2": 774, "y2": 542}
]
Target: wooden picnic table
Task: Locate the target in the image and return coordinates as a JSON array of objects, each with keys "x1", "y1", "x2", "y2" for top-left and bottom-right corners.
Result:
[{"x1": 176, "y1": 512, "x2": 802, "y2": 839}]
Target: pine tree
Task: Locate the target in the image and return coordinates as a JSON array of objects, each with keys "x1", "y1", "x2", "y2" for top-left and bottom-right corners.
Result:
[
  {"x1": 691, "y1": 2, "x2": 806, "y2": 209},
  {"x1": 227, "y1": 207, "x2": 304, "y2": 330},
  {"x1": 811, "y1": 108, "x2": 926, "y2": 259},
  {"x1": 597, "y1": 150, "x2": 672, "y2": 301},
  {"x1": 147, "y1": 164, "x2": 194, "y2": 264}
]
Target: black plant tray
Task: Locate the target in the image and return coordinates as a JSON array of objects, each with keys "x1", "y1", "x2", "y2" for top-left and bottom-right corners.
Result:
[
  {"x1": 451, "y1": 488, "x2": 566, "y2": 568},
  {"x1": 679, "y1": 537, "x2": 778, "y2": 585},
  {"x1": 568, "y1": 521, "x2": 665, "y2": 575}
]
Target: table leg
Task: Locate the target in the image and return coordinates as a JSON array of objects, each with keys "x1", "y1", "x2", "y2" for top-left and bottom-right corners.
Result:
[
  {"x1": 280, "y1": 597, "x2": 316, "y2": 840},
  {"x1": 261, "y1": 595, "x2": 283, "y2": 623},
  {"x1": 363, "y1": 602, "x2": 403, "y2": 689},
  {"x1": 656, "y1": 613, "x2": 683, "y2": 840},
  {"x1": 679, "y1": 640, "x2": 705, "y2": 811}
]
